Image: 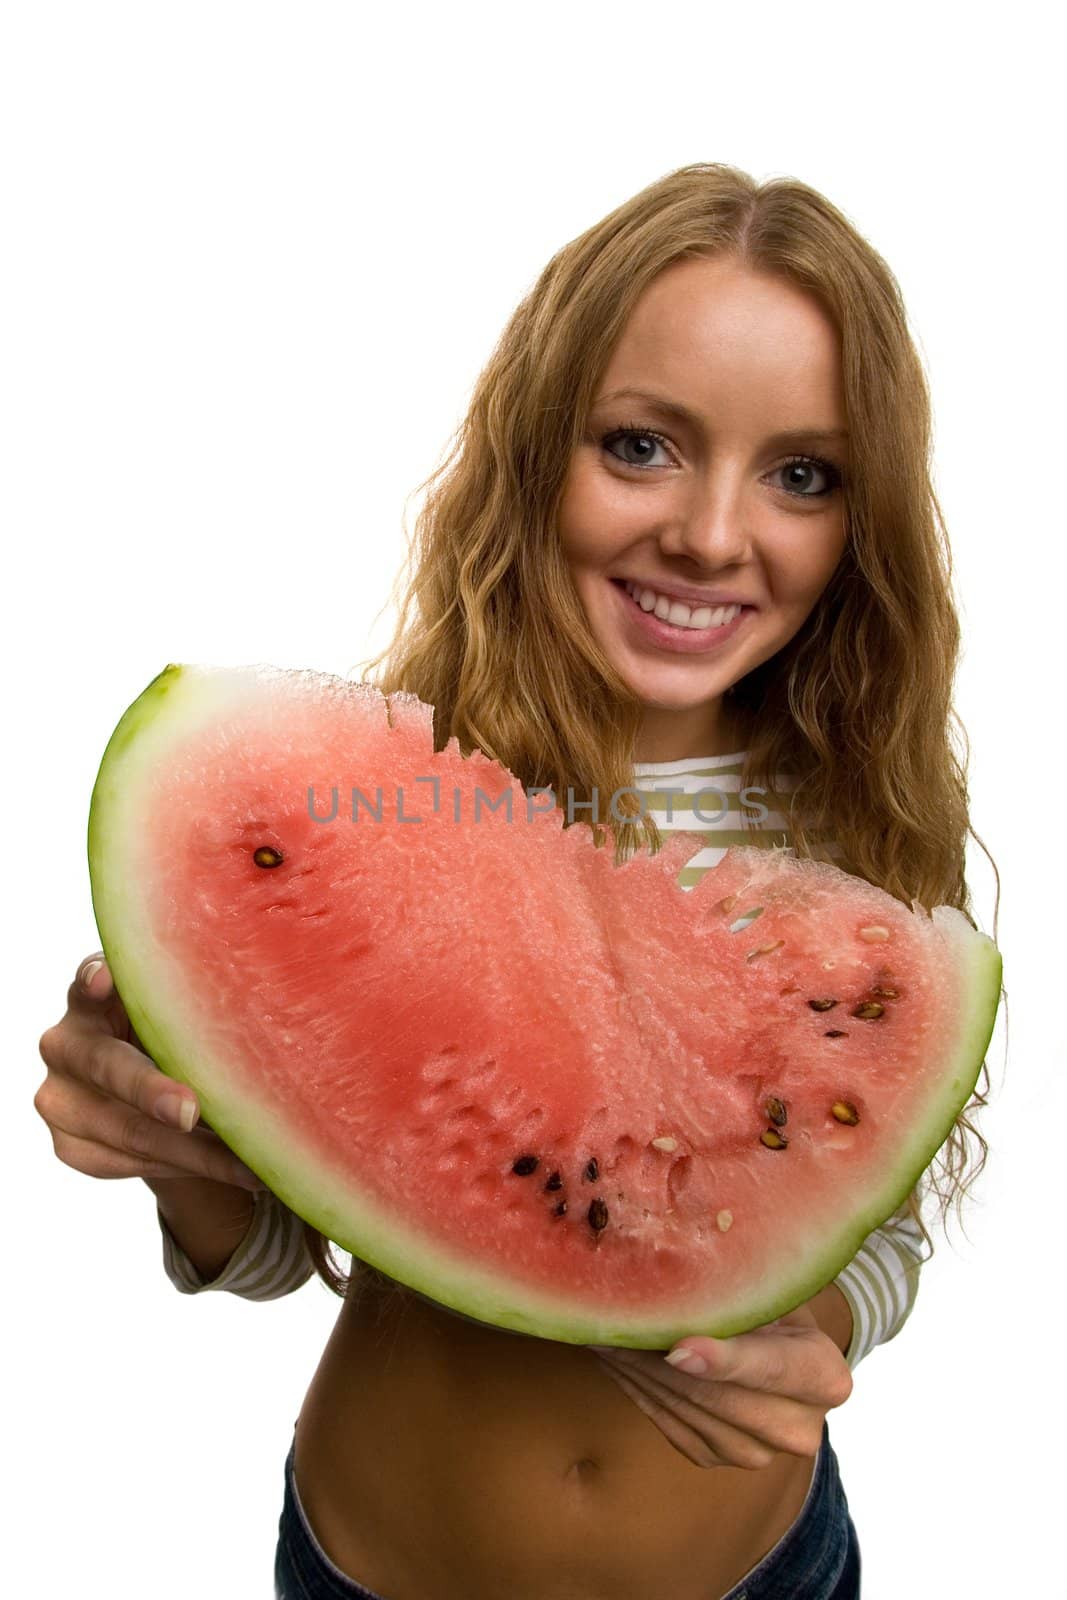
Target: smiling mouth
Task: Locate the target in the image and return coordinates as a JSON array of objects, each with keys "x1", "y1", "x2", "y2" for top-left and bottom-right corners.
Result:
[{"x1": 611, "y1": 578, "x2": 752, "y2": 635}]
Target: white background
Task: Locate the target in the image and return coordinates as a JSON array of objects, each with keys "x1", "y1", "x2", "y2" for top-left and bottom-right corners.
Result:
[{"x1": 3, "y1": 3, "x2": 1061, "y2": 1595}]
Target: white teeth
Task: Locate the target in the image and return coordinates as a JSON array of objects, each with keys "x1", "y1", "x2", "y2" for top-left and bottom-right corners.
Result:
[{"x1": 624, "y1": 581, "x2": 742, "y2": 631}]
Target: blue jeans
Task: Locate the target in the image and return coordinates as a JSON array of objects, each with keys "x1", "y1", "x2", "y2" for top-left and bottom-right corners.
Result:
[{"x1": 274, "y1": 1419, "x2": 860, "y2": 1599}]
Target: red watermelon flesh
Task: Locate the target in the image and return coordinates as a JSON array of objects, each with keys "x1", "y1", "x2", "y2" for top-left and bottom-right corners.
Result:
[{"x1": 87, "y1": 664, "x2": 1002, "y2": 1347}]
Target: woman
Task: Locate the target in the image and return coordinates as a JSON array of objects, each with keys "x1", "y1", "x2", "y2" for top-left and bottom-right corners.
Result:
[{"x1": 37, "y1": 162, "x2": 994, "y2": 1599}]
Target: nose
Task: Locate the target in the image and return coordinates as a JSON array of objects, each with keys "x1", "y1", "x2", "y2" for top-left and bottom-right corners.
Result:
[{"x1": 656, "y1": 473, "x2": 752, "y2": 570}]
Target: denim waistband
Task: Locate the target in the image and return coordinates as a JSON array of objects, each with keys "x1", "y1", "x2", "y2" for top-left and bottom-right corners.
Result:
[
  {"x1": 721, "y1": 1419, "x2": 860, "y2": 1599},
  {"x1": 275, "y1": 1435, "x2": 384, "y2": 1598}
]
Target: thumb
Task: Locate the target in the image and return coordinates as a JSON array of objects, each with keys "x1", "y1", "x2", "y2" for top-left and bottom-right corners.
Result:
[{"x1": 662, "y1": 1336, "x2": 727, "y2": 1376}]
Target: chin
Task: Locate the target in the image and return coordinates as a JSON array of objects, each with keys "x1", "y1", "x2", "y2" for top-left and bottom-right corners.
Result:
[{"x1": 616, "y1": 669, "x2": 737, "y2": 709}]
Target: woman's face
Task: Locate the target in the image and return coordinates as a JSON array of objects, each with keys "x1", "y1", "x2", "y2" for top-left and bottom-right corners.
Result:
[{"x1": 557, "y1": 254, "x2": 849, "y2": 762}]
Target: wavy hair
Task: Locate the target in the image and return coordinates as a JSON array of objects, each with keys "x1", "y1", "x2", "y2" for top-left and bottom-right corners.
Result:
[{"x1": 302, "y1": 162, "x2": 1003, "y2": 1302}]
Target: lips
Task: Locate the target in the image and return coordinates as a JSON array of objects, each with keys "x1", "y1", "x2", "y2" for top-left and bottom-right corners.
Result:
[
  {"x1": 615, "y1": 577, "x2": 756, "y2": 611},
  {"x1": 610, "y1": 576, "x2": 752, "y2": 654}
]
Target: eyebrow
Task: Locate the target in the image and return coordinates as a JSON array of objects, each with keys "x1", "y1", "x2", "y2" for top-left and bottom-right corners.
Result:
[{"x1": 594, "y1": 387, "x2": 850, "y2": 448}]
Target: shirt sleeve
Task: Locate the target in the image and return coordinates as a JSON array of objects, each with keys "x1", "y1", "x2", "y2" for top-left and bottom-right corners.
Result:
[
  {"x1": 157, "y1": 1189, "x2": 316, "y2": 1301},
  {"x1": 833, "y1": 1206, "x2": 926, "y2": 1370}
]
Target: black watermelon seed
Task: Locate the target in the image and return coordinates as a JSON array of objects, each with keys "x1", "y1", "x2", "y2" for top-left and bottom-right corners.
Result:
[
  {"x1": 824, "y1": 1029, "x2": 848, "y2": 1038},
  {"x1": 587, "y1": 1198, "x2": 609, "y2": 1232},
  {"x1": 808, "y1": 998, "x2": 838, "y2": 1012},
  {"x1": 544, "y1": 1170, "x2": 563, "y2": 1192},
  {"x1": 253, "y1": 846, "x2": 284, "y2": 868},
  {"x1": 765, "y1": 1097, "x2": 787, "y2": 1127},
  {"x1": 584, "y1": 1158, "x2": 600, "y2": 1183},
  {"x1": 760, "y1": 1129, "x2": 789, "y2": 1150},
  {"x1": 552, "y1": 1200, "x2": 568, "y2": 1217},
  {"x1": 851, "y1": 1001, "x2": 885, "y2": 1020},
  {"x1": 511, "y1": 1155, "x2": 540, "y2": 1176}
]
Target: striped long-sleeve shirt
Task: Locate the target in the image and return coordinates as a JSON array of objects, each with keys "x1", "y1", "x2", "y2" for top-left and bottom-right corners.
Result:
[{"x1": 158, "y1": 750, "x2": 927, "y2": 1369}]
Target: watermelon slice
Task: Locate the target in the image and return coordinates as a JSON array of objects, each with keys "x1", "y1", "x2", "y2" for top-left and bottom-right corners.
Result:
[{"x1": 87, "y1": 664, "x2": 1002, "y2": 1348}]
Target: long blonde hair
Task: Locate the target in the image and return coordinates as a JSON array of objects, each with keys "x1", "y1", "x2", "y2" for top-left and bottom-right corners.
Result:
[{"x1": 304, "y1": 162, "x2": 1002, "y2": 1301}]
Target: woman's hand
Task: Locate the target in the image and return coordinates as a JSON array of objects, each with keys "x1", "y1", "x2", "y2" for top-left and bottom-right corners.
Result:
[
  {"x1": 588, "y1": 1301, "x2": 853, "y2": 1470},
  {"x1": 35, "y1": 952, "x2": 265, "y2": 1192}
]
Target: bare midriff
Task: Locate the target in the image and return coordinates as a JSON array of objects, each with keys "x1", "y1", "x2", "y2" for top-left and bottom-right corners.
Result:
[{"x1": 292, "y1": 1269, "x2": 818, "y2": 1600}]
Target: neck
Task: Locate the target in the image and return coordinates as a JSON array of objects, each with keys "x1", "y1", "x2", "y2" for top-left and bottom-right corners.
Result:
[{"x1": 632, "y1": 701, "x2": 747, "y2": 764}]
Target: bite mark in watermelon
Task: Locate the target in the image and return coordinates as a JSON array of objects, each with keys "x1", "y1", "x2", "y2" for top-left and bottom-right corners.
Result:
[{"x1": 87, "y1": 664, "x2": 1002, "y2": 1347}]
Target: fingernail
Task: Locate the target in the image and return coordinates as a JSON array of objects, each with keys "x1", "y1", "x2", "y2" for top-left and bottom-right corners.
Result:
[
  {"x1": 81, "y1": 960, "x2": 104, "y2": 990},
  {"x1": 157, "y1": 1094, "x2": 197, "y2": 1132},
  {"x1": 664, "y1": 1349, "x2": 708, "y2": 1376}
]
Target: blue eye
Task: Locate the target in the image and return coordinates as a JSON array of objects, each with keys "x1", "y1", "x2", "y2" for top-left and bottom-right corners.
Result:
[
  {"x1": 600, "y1": 421, "x2": 843, "y2": 500},
  {"x1": 775, "y1": 456, "x2": 843, "y2": 498},
  {"x1": 601, "y1": 426, "x2": 672, "y2": 469}
]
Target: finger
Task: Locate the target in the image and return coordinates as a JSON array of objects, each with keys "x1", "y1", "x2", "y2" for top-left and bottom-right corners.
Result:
[
  {"x1": 46, "y1": 1025, "x2": 200, "y2": 1131},
  {"x1": 40, "y1": 1072, "x2": 249, "y2": 1184},
  {"x1": 66, "y1": 953, "x2": 151, "y2": 1051},
  {"x1": 74, "y1": 952, "x2": 112, "y2": 1001},
  {"x1": 51, "y1": 1120, "x2": 265, "y2": 1189},
  {"x1": 673, "y1": 1328, "x2": 850, "y2": 1407},
  {"x1": 41, "y1": 1069, "x2": 200, "y2": 1151},
  {"x1": 599, "y1": 1361, "x2": 776, "y2": 1470},
  {"x1": 598, "y1": 1355, "x2": 823, "y2": 1460}
]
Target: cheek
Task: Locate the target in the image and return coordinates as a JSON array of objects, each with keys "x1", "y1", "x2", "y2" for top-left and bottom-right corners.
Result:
[
  {"x1": 557, "y1": 466, "x2": 614, "y2": 566},
  {"x1": 770, "y1": 522, "x2": 846, "y2": 604},
  {"x1": 559, "y1": 471, "x2": 653, "y2": 577},
  {"x1": 555, "y1": 470, "x2": 584, "y2": 557}
]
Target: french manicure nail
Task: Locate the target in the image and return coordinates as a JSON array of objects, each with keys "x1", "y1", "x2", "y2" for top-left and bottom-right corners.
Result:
[
  {"x1": 664, "y1": 1349, "x2": 708, "y2": 1376},
  {"x1": 157, "y1": 1094, "x2": 197, "y2": 1132}
]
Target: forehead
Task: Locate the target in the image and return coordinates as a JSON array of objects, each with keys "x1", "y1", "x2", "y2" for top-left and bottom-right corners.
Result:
[{"x1": 598, "y1": 256, "x2": 844, "y2": 423}]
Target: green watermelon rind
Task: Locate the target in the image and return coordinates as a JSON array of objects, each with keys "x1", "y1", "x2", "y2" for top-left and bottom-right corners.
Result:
[{"x1": 88, "y1": 664, "x2": 1004, "y2": 1348}]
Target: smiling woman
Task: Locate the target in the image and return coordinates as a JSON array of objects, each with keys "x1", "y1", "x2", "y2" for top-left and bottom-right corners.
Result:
[
  {"x1": 559, "y1": 259, "x2": 851, "y2": 762},
  {"x1": 39, "y1": 159, "x2": 997, "y2": 1600}
]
